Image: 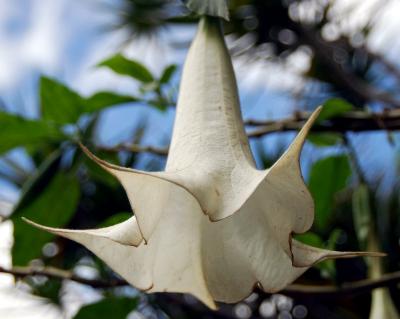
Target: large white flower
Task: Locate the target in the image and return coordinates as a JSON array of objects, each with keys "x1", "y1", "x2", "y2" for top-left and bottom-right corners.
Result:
[{"x1": 25, "y1": 17, "x2": 380, "y2": 309}]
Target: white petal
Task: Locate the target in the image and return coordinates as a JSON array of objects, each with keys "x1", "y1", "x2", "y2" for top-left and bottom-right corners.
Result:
[
  {"x1": 24, "y1": 217, "x2": 153, "y2": 291},
  {"x1": 24, "y1": 183, "x2": 217, "y2": 309},
  {"x1": 23, "y1": 216, "x2": 142, "y2": 246},
  {"x1": 164, "y1": 17, "x2": 262, "y2": 222},
  {"x1": 80, "y1": 145, "x2": 203, "y2": 242},
  {"x1": 291, "y1": 239, "x2": 384, "y2": 267},
  {"x1": 265, "y1": 106, "x2": 322, "y2": 234},
  {"x1": 201, "y1": 205, "x2": 383, "y2": 303}
]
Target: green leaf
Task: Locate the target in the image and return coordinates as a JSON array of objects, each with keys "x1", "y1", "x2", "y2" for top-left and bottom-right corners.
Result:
[
  {"x1": 12, "y1": 173, "x2": 80, "y2": 265},
  {"x1": 73, "y1": 297, "x2": 138, "y2": 319},
  {"x1": 352, "y1": 183, "x2": 372, "y2": 249},
  {"x1": 183, "y1": 0, "x2": 229, "y2": 20},
  {"x1": 98, "y1": 54, "x2": 154, "y2": 83},
  {"x1": 0, "y1": 111, "x2": 64, "y2": 155},
  {"x1": 308, "y1": 132, "x2": 343, "y2": 147},
  {"x1": 309, "y1": 155, "x2": 352, "y2": 230},
  {"x1": 159, "y1": 64, "x2": 177, "y2": 84},
  {"x1": 41, "y1": 77, "x2": 138, "y2": 123},
  {"x1": 98, "y1": 212, "x2": 131, "y2": 228},
  {"x1": 12, "y1": 151, "x2": 62, "y2": 213},
  {"x1": 295, "y1": 232, "x2": 323, "y2": 248},
  {"x1": 84, "y1": 92, "x2": 138, "y2": 113},
  {"x1": 40, "y1": 76, "x2": 85, "y2": 124},
  {"x1": 318, "y1": 98, "x2": 354, "y2": 122}
]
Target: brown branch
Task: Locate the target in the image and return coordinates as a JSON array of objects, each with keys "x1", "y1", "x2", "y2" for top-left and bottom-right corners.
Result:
[
  {"x1": 96, "y1": 109, "x2": 400, "y2": 155},
  {"x1": 247, "y1": 109, "x2": 400, "y2": 137},
  {"x1": 0, "y1": 266, "x2": 125, "y2": 288},
  {"x1": 1, "y1": 265, "x2": 400, "y2": 297},
  {"x1": 98, "y1": 143, "x2": 169, "y2": 156},
  {"x1": 282, "y1": 270, "x2": 400, "y2": 298}
]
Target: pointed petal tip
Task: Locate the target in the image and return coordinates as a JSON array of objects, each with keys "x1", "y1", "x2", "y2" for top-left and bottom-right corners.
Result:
[
  {"x1": 291, "y1": 240, "x2": 385, "y2": 268},
  {"x1": 23, "y1": 217, "x2": 143, "y2": 247},
  {"x1": 292, "y1": 250, "x2": 386, "y2": 268},
  {"x1": 300, "y1": 106, "x2": 322, "y2": 134},
  {"x1": 79, "y1": 143, "x2": 136, "y2": 177},
  {"x1": 358, "y1": 251, "x2": 387, "y2": 258},
  {"x1": 22, "y1": 217, "x2": 53, "y2": 232},
  {"x1": 79, "y1": 143, "x2": 108, "y2": 168},
  {"x1": 310, "y1": 105, "x2": 322, "y2": 121}
]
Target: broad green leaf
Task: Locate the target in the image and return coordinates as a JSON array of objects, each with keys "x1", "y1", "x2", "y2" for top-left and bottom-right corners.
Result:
[
  {"x1": 73, "y1": 297, "x2": 138, "y2": 319},
  {"x1": 98, "y1": 212, "x2": 131, "y2": 227},
  {"x1": 40, "y1": 76, "x2": 84, "y2": 124},
  {"x1": 98, "y1": 54, "x2": 154, "y2": 83},
  {"x1": 41, "y1": 77, "x2": 138, "y2": 123},
  {"x1": 159, "y1": 64, "x2": 177, "y2": 84},
  {"x1": 318, "y1": 98, "x2": 354, "y2": 122},
  {"x1": 309, "y1": 155, "x2": 352, "y2": 230},
  {"x1": 295, "y1": 232, "x2": 323, "y2": 248},
  {"x1": 85, "y1": 92, "x2": 138, "y2": 113},
  {"x1": 183, "y1": 0, "x2": 229, "y2": 20},
  {"x1": 308, "y1": 132, "x2": 343, "y2": 146},
  {"x1": 12, "y1": 150, "x2": 62, "y2": 213},
  {"x1": 12, "y1": 173, "x2": 80, "y2": 265},
  {"x1": 0, "y1": 111, "x2": 64, "y2": 155},
  {"x1": 352, "y1": 183, "x2": 372, "y2": 249}
]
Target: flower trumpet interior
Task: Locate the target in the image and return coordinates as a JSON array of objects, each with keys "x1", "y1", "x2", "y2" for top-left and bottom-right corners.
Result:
[{"x1": 24, "y1": 16, "x2": 383, "y2": 309}]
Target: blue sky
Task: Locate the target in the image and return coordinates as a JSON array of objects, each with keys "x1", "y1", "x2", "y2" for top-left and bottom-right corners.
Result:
[
  {"x1": 0, "y1": 0, "x2": 297, "y2": 201},
  {"x1": 1, "y1": 0, "x2": 399, "y2": 202}
]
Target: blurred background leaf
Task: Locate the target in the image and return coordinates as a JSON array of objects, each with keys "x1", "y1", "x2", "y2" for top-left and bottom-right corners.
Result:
[
  {"x1": 309, "y1": 155, "x2": 352, "y2": 231},
  {"x1": 73, "y1": 297, "x2": 138, "y2": 319},
  {"x1": 11, "y1": 172, "x2": 80, "y2": 265}
]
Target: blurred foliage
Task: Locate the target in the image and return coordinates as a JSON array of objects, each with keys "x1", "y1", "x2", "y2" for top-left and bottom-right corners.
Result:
[
  {"x1": 0, "y1": 0, "x2": 400, "y2": 319},
  {"x1": 12, "y1": 172, "x2": 80, "y2": 265},
  {"x1": 309, "y1": 155, "x2": 352, "y2": 231},
  {"x1": 73, "y1": 297, "x2": 139, "y2": 319},
  {"x1": 0, "y1": 59, "x2": 178, "y2": 317}
]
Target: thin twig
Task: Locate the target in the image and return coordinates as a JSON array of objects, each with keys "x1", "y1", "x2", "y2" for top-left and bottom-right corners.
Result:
[
  {"x1": 0, "y1": 266, "x2": 125, "y2": 288},
  {"x1": 98, "y1": 143, "x2": 169, "y2": 156},
  {"x1": 97, "y1": 109, "x2": 400, "y2": 155},
  {"x1": 1, "y1": 265, "x2": 400, "y2": 297},
  {"x1": 282, "y1": 270, "x2": 400, "y2": 298}
]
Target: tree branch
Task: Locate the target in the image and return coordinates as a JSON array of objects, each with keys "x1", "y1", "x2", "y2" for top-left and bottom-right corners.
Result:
[
  {"x1": 247, "y1": 108, "x2": 400, "y2": 137},
  {"x1": 0, "y1": 266, "x2": 125, "y2": 288},
  {"x1": 1, "y1": 265, "x2": 400, "y2": 297},
  {"x1": 282, "y1": 270, "x2": 400, "y2": 298},
  {"x1": 96, "y1": 109, "x2": 400, "y2": 155},
  {"x1": 98, "y1": 143, "x2": 169, "y2": 156}
]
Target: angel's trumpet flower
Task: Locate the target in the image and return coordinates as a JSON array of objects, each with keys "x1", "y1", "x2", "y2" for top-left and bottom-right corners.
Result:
[{"x1": 25, "y1": 17, "x2": 381, "y2": 309}]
